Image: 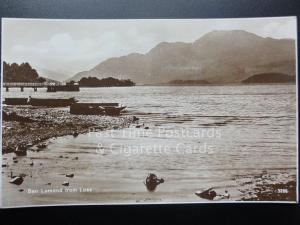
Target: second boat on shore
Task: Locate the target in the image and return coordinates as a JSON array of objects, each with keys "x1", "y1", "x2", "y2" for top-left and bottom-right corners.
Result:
[{"x1": 70, "y1": 103, "x2": 126, "y2": 116}]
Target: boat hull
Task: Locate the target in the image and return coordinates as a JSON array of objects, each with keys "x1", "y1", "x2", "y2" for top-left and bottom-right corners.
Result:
[
  {"x1": 30, "y1": 98, "x2": 77, "y2": 107},
  {"x1": 4, "y1": 98, "x2": 29, "y2": 105},
  {"x1": 70, "y1": 103, "x2": 126, "y2": 116}
]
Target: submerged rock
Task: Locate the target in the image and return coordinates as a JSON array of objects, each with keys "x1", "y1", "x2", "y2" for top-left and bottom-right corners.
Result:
[
  {"x1": 195, "y1": 188, "x2": 217, "y2": 200},
  {"x1": 62, "y1": 181, "x2": 69, "y2": 186},
  {"x1": 9, "y1": 176, "x2": 24, "y2": 185},
  {"x1": 144, "y1": 173, "x2": 164, "y2": 192},
  {"x1": 66, "y1": 173, "x2": 74, "y2": 178}
]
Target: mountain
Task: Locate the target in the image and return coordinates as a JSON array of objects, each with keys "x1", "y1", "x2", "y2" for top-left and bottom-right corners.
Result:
[
  {"x1": 68, "y1": 30, "x2": 296, "y2": 84},
  {"x1": 36, "y1": 67, "x2": 68, "y2": 82},
  {"x1": 43, "y1": 77, "x2": 61, "y2": 84},
  {"x1": 242, "y1": 73, "x2": 295, "y2": 84}
]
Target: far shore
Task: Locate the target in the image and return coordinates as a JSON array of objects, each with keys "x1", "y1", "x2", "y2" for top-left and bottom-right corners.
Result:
[{"x1": 138, "y1": 82, "x2": 296, "y2": 87}]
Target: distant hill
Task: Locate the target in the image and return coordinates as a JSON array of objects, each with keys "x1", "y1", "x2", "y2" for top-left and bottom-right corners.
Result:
[
  {"x1": 43, "y1": 77, "x2": 61, "y2": 84},
  {"x1": 36, "y1": 67, "x2": 68, "y2": 82},
  {"x1": 242, "y1": 73, "x2": 295, "y2": 84},
  {"x1": 167, "y1": 79, "x2": 210, "y2": 85},
  {"x1": 67, "y1": 30, "x2": 296, "y2": 84}
]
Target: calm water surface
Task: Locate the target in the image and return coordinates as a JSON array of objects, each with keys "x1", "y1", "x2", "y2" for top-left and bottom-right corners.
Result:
[{"x1": 3, "y1": 84, "x2": 297, "y2": 204}]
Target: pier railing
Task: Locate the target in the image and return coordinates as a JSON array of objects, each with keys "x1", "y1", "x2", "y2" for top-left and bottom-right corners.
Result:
[
  {"x1": 3, "y1": 82, "x2": 61, "y2": 87},
  {"x1": 3, "y1": 82, "x2": 79, "y2": 92}
]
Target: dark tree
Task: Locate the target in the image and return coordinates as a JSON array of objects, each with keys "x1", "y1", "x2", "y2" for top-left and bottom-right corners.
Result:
[
  {"x1": 79, "y1": 76, "x2": 135, "y2": 87},
  {"x1": 3, "y1": 61, "x2": 42, "y2": 82}
]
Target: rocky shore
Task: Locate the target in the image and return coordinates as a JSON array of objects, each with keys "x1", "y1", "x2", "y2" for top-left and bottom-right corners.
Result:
[
  {"x1": 234, "y1": 171, "x2": 296, "y2": 201},
  {"x1": 2, "y1": 105, "x2": 136, "y2": 154},
  {"x1": 1, "y1": 106, "x2": 296, "y2": 204}
]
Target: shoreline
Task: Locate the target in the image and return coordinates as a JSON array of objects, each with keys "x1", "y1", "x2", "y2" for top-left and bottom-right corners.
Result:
[
  {"x1": 234, "y1": 171, "x2": 296, "y2": 201},
  {"x1": 1, "y1": 105, "x2": 297, "y2": 204},
  {"x1": 2, "y1": 105, "x2": 136, "y2": 154}
]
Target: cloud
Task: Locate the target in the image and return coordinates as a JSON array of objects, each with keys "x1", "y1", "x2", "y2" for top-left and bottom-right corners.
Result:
[
  {"x1": 9, "y1": 28, "x2": 158, "y2": 75},
  {"x1": 11, "y1": 33, "x2": 96, "y2": 71},
  {"x1": 261, "y1": 19, "x2": 296, "y2": 39}
]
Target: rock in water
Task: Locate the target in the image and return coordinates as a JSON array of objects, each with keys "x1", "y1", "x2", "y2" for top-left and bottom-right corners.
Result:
[
  {"x1": 66, "y1": 173, "x2": 74, "y2": 178},
  {"x1": 62, "y1": 181, "x2": 69, "y2": 186},
  {"x1": 9, "y1": 176, "x2": 24, "y2": 185},
  {"x1": 144, "y1": 173, "x2": 164, "y2": 192},
  {"x1": 195, "y1": 188, "x2": 217, "y2": 200}
]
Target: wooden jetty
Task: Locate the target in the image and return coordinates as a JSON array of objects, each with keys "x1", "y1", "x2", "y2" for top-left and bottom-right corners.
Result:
[
  {"x1": 3, "y1": 82, "x2": 45, "y2": 92},
  {"x1": 3, "y1": 82, "x2": 80, "y2": 92},
  {"x1": 47, "y1": 82, "x2": 80, "y2": 92}
]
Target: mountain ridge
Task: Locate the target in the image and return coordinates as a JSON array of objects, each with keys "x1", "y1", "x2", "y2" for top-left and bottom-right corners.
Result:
[{"x1": 67, "y1": 30, "x2": 296, "y2": 84}]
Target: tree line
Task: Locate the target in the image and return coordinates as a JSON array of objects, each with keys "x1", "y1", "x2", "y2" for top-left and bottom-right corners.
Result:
[
  {"x1": 78, "y1": 76, "x2": 135, "y2": 87},
  {"x1": 3, "y1": 61, "x2": 46, "y2": 83}
]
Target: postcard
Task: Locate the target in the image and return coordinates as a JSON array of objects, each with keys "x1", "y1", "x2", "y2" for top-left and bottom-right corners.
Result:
[{"x1": 1, "y1": 17, "x2": 297, "y2": 207}]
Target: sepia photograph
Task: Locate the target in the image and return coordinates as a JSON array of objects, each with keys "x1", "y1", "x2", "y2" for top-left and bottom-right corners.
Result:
[{"x1": 1, "y1": 17, "x2": 297, "y2": 207}]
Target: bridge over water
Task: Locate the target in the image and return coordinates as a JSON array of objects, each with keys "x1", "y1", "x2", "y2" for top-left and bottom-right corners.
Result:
[{"x1": 3, "y1": 82, "x2": 79, "y2": 92}]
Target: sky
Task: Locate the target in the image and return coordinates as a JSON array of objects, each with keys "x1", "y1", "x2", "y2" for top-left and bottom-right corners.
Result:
[{"x1": 2, "y1": 17, "x2": 297, "y2": 79}]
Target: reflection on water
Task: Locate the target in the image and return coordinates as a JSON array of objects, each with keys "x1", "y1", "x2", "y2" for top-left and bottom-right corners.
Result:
[{"x1": 3, "y1": 84, "x2": 297, "y2": 203}]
